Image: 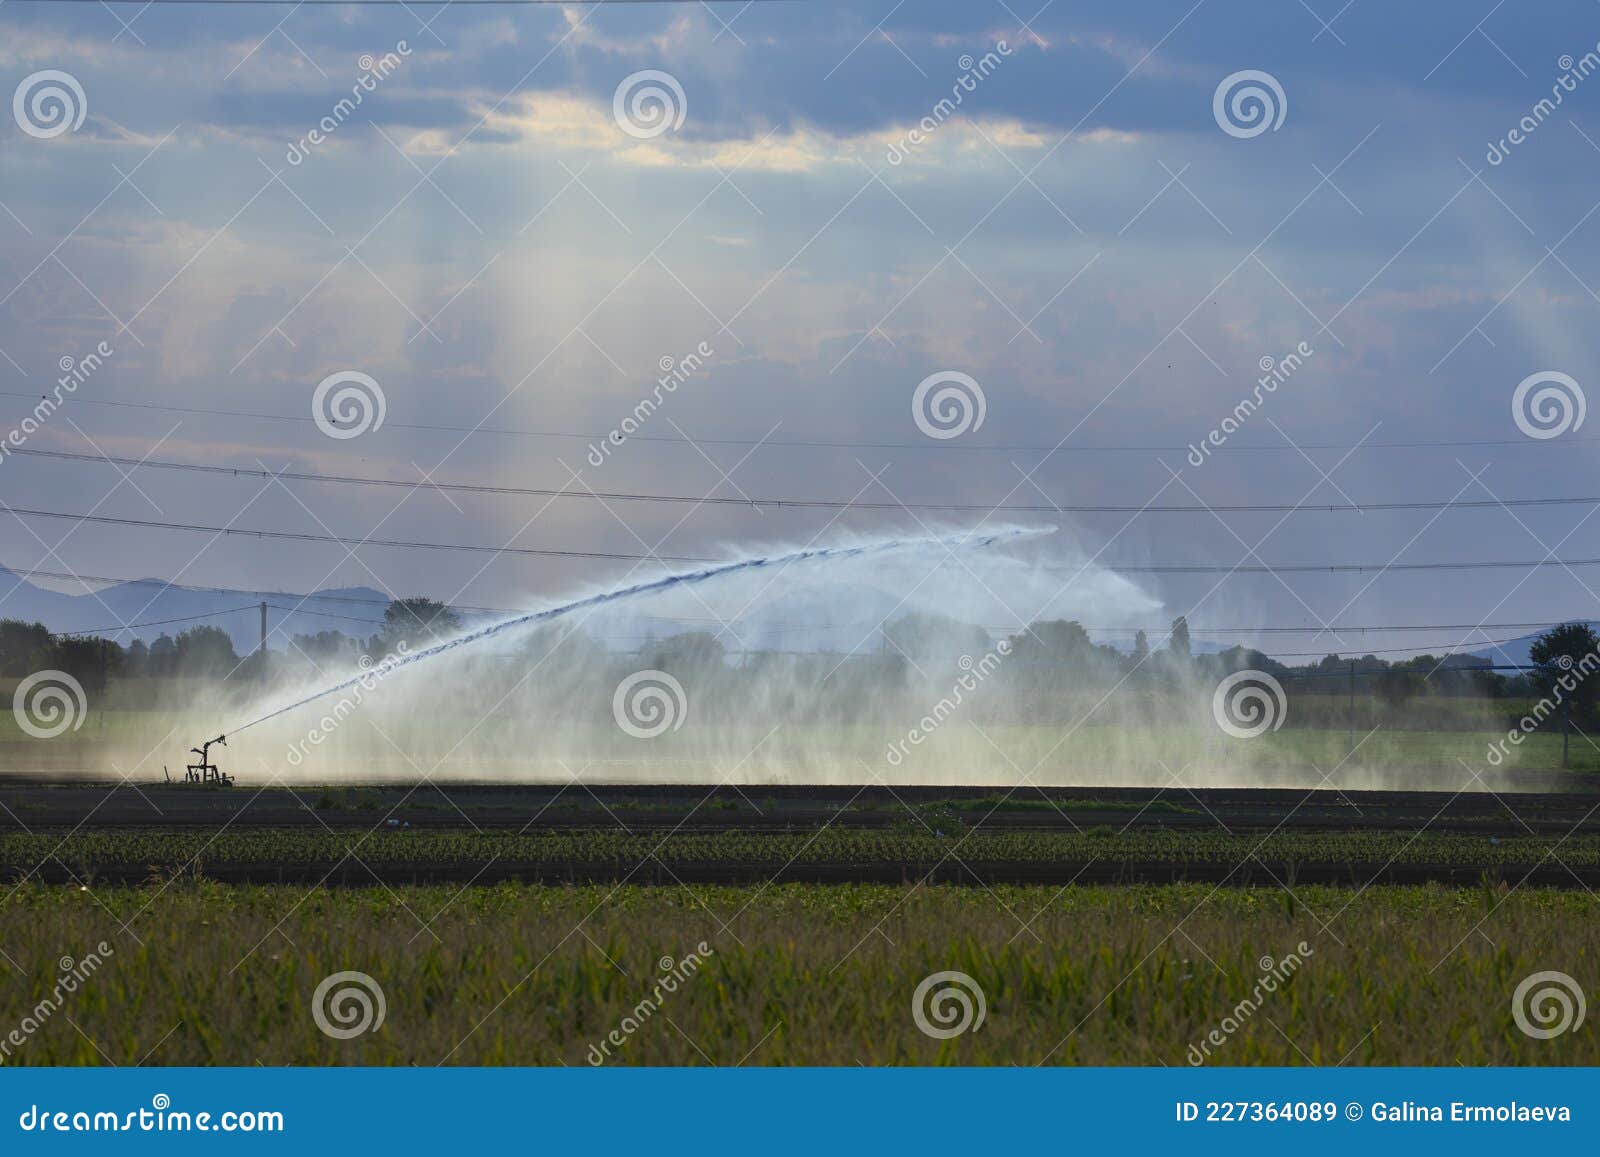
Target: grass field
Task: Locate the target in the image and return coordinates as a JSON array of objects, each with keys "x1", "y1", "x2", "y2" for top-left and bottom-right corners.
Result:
[{"x1": 2, "y1": 882, "x2": 1595, "y2": 1066}]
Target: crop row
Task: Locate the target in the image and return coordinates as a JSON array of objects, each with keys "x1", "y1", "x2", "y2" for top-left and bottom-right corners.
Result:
[{"x1": 7, "y1": 828, "x2": 1600, "y2": 869}]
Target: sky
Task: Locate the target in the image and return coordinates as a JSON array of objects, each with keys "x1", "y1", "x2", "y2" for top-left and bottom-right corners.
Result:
[{"x1": 2, "y1": 0, "x2": 1600, "y2": 660}]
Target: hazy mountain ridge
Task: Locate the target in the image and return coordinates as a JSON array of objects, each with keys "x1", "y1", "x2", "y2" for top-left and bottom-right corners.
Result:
[
  {"x1": 1467, "y1": 625, "x2": 1600, "y2": 669},
  {"x1": 8, "y1": 561, "x2": 1567, "y2": 665},
  {"x1": 0, "y1": 565, "x2": 393, "y2": 654}
]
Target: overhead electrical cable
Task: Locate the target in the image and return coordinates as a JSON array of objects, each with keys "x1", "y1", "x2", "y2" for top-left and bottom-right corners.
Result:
[
  {"x1": 3, "y1": 391, "x2": 1593, "y2": 454},
  {"x1": 0, "y1": 503, "x2": 712, "y2": 563},
  {"x1": 9, "y1": 501, "x2": 1600, "y2": 574},
  {"x1": 4, "y1": 560, "x2": 1588, "y2": 637},
  {"x1": 9, "y1": 444, "x2": 1600, "y2": 513},
  {"x1": 46, "y1": 605, "x2": 260, "y2": 636}
]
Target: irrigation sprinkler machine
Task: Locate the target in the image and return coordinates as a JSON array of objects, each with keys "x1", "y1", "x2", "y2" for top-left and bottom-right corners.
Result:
[{"x1": 164, "y1": 734, "x2": 233, "y2": 787}]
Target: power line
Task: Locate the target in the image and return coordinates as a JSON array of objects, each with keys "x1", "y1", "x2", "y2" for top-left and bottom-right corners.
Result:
[
  {"x1": 48, "y1": 605, "x2": 259, "y2": 637},
  {"x1": 1036, "y1": 621, "x2": 1582, "y2": 635},
  {"x1": 14, "y1": 0, "x2": 752, "y2": 6},
  {"x1": 0, "y1": 503, "x2": 712, "y2": 563},
  {"x1": 3, "y1": 391, "x2": 1590, "y2": 455},
  {"x1": 11, "y1": 444, "x2": 1600, "y2": 514},
  {"x1": 11, "y1": 582, "x2": 1576, "y2": 664},
  {"x1": 48, "y1": 619, "x2": 1525, "y2": 659},
  {"x1": 619, "y1": 617, "x2": 1584, "y2": 638},
  {"x1": 1050, "y1": 558, "x2": 1600, "y2": 575},
  {"x1": 3, "y1": 562, "x2": 1588, "y2": 638},
  {"x1": 1251, "y1": 636, "x2": 1532, "y2": 659},
  {"x1": 719, "y1": 638, "x2": 1530, "y2": 660},
  {"x1": 263, "y1": 604, "x2": 387, "y2": 625},
  {"x1": 50, "y1": 604, "x2": 385, "y2": 638},
  {"x1": 11, "y1": 499, "x2": 1600, "y2": 575},
  {"x1": 2, "y1": 564, "x2": 518, "y2": 613},
  {"x1": 51, "y1": 602, "x2": 409, "y2": 638},
  {"x1": 52, "y1": 609, "x2": 1539, "y2": 657}
]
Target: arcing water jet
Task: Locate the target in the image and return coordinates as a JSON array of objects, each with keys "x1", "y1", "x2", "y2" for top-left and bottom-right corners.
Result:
[{"x1": 224, "y1": 527, "x2": 1051, "y2": 740}]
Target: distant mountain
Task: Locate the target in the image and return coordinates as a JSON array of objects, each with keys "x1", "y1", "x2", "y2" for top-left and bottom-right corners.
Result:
[
  {"x1": 0, "y1": 568, "x2": 993, "y2": 659},
  {"x1": 0, "y1": 563, "x2": 1267, "y2": 663},
  {"x1": 1469, "y1": 623, "x2": 1600, "y2": 668},
  {"x1": 0, "y1": 565, "x2": 394, "y2": 655}
]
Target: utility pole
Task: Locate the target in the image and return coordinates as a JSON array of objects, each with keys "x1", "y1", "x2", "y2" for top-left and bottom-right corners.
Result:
[
  {"x1": 1348, "y1": 660, "x2": 1356, "y2": 757},
  {"x1": 259, "y1": 601, "x2": 267, "y2": 656}
]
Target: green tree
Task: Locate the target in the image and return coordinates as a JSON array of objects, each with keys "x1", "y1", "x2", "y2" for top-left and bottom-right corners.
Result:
[
  {"x1": 292, "y1": 630, "x2": 357, "y2": 663},
  {"x1": 1168, "y1": 616, "x2": 1191, "y2": 659},
  {"x1": 49, "y1": 635, "x2": 123, "y2": 700},
  {"x1": 520, "y1": 624, "x2": 608, "y2": 672},
  {"x1": 1375, "y1": 667, "x2": 1422, "y2": 711},
  {"x1": 174, "y1": 625, "x2": 239, "y2": 677},
  {"x1": 647, "y1": 631, "x2": 726, "y2": 671},
  {"x1": 380, "y1": 598, "x2": 462, "y2": 652},
  {"x1": 1204, "y1": 645, "x2": 1280, "y2": 676},
  {"x1": 1006, "y1": 620, "x2": 1123, "y2": 683},
  {"x1": 148, "y1": 633, "x2": 177, "y2": 676},
  {"x1": 0, "y1": 619, "x2": 51, "y2": 676},
  {"x1": 1529, "y1": 622, "x2": 1600, "y2": 723},
  {"x1": 882, "y1": 611, "x2": 992, "y2": 668}
]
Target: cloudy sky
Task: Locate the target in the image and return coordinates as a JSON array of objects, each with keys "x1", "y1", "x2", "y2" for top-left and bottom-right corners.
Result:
[{"x1": 2, "y1": 0, "x2": 1599, "y2": 658}]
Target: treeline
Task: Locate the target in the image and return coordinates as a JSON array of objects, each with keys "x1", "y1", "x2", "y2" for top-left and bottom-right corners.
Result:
[
  {"x1": 6, "y1": 598, "x2": 1595, "y2": 727},
  {"x1": 0, "y1": 597, "x2": 464, "y2": 692},
  {"x1": 889, "y1": 612, "x2": 1542, "y2": 702}
]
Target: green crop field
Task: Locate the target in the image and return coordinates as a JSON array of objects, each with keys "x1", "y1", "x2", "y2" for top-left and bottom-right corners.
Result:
[
  {"x1": 9, "y1": 827, "x2": 1600, "y2": 872},
  {"x1": 1, "y1": 882, "x2": 1594, "y2": 1066}
]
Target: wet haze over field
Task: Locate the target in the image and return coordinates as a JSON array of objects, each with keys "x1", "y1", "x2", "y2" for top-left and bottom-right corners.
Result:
[{"x1": 5, "y1": 526, "x2": 1575, "y2": 794}]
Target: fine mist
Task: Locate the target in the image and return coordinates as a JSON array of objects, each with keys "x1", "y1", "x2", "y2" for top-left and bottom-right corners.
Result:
[{"x1": 50, "y1": 526, "x2": 1552, "y2": 792}]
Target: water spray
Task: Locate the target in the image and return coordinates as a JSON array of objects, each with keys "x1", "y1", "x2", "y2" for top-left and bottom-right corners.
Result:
[{"x1": 220, "y1": 526, "x2": 1051, "y2": 746}]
